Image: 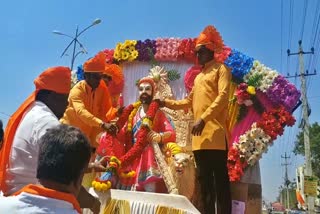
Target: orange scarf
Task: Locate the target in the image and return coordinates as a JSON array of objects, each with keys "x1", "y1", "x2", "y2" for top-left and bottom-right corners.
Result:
[
  {"x1": 13, "y1": 184, "x2": 81, "y2": 213},
  {"x1": 0, "y1": 93, "x2": 35, "y2": 192},
  {"x1": 0, "y1": 66, "x2": 71, "y2": 192}
]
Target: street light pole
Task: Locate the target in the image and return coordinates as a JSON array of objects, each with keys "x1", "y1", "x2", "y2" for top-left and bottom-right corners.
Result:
[
  {"x1": 70, "y1": 26, "x2": 79, "y2": 70},
  {"x1": 53, "y1": 18, "x2": 102, "y2": 70}
]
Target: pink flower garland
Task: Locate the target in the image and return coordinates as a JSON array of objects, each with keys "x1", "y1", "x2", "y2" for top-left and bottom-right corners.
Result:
[{"x1": 154, "y1": 38, "x2": 181, "y2": 61}]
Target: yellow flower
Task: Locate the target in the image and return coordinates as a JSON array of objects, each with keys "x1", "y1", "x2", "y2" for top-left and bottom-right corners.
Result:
[
  {"x1": 101, "y1": 183, "x2": 108, "y2": 191},
  {"x1": 116, "y1": 43, "x2": 122, "y2": 50},
  {"x1": 247, "y1": 86, "x2": 256, "y2": 95},
  {"x1": 106, "y1": 181, "x2": 112, "y2": 188},
  {"x1": 121, "y1": 51, "x2": 129, "y2": 60},
  {"x1": 133, "y1": 101, "x2": 141, "y2": 108},
  {"x1": 131, "y1": 50, "x2": 139, "y2": 59},
  {"x1": 114, "y1": 51, "x2": 121, "y2": 60},
  {"x1": 129, "y1": 46, "x2": 136, "y2": 52},
  {"x1": 95, "y1": 182, "x2": 102, "y2": 191},
  {"x1": 124, "y1": 40, "x2": 131, "y2": 47}
]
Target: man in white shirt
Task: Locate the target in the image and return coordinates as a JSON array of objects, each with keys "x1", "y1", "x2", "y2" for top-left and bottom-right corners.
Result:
[
  {"x1": 6, "y1": 100, "x2": 61, "y2": 194},
  {"x1": 0, "y1": 66, "x2": 102, "y2": 213},
  {"x1": 0, "y1": 66, "x2": 71, "y2": 195},
  {"x1": 0, "y1": 124, "x2": 92, "y2": 214}
]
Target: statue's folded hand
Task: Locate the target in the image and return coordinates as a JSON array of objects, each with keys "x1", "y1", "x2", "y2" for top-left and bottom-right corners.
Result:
[{"x1": 147, "y1": 131, "x2": 161, "y2": 143}]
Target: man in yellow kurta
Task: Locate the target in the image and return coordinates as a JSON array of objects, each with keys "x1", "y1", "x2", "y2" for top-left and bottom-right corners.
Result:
[
  {"x1": 163, "y1": 26, "x2": 232, "y2": 214},
  {"x1": 61, "y1": 52, "x2": 118, "y2": 148}
]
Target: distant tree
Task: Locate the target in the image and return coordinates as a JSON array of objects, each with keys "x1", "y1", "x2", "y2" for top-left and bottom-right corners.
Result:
[{"x1": 293, "y1": 122, "x2": 320, "y2": 178}]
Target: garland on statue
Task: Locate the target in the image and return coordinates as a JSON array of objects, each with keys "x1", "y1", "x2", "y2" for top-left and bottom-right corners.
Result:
[
  {"x1": 114, "y1": 100, "x2": 160, "y2": 168},
  {"x1": 93, "y1": 100, "x2": 160, "y2": 191}
]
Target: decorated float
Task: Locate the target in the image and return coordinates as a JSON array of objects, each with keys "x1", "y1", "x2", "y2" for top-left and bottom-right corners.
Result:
[{"x1": 73, "y1": 33, "x2": 301, "y2": 214}]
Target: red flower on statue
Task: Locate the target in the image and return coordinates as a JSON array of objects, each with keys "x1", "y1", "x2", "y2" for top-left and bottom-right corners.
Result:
[{"x1": 114, "y1": 101, "x2": 160, "y2": 168}]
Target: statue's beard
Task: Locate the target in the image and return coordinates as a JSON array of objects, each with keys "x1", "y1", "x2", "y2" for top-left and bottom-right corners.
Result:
[{"x1": 140, "y1": 93, "x2": 153, "y2": 104}]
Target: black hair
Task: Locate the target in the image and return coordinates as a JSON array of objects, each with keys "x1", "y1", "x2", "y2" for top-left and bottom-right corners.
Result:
[
  {"x1": 0, "y1": 120, "x2": 3, "y2": 142},
  {"x1": 37, "y1": 124, "x2": 91, "y2": 185},
  {"x1": 35, "y1": 89, "x2": 52, "y2": 102}
]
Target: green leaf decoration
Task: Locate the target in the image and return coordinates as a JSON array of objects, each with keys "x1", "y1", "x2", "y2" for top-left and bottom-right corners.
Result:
[{"x1": 167, "y1": 70, "x2": 181, "y2": 81}]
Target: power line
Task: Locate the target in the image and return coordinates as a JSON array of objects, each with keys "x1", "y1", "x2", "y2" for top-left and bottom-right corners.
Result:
[
  {"x1": 281, "y1": 0, "x2": 284, "y2": 74},
  {"x1": 299, "y1": 0, "x2": 308, "y2": 41},
  {"x1": 311, "y1": 2, "x2": 320, "y2": 47},
  {"x1": 0, "y1": 112, "x2": 10, "y2": 118},
  {"x1": 288, "y1": 0, "x2": 294, "y2": 50},
  {"x1": 306, "y1": 0, "x2": 320, "y2": 71}
]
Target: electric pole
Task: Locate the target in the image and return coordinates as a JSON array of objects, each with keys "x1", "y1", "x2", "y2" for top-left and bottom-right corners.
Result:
[
  {"x1": 281, "y1": 152, "x2": 291, "y2": 210},
  {"x1": 287, "y1": 40, "x2": 316, "y2": 212}
]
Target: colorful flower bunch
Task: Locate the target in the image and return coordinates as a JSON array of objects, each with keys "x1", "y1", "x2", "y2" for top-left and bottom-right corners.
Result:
[
  {"x1": 178, "y1": 38, "x2": 197, "y2": 62},
  {"x1": 244, "y1": 60, "x2": 279, "y2": 92},
  {"x1": 266, "y1": 75, "x2": 301, "y2": 112},
  {"x1": 79, "y1": 36, "x2": 301, "y2": 185},
  {"x1": 236, "y1": 123, "x2": 271, "y2": 165},
  {"x1": 114, "y1": 40, "x2": 139, "y2": 62},
  {"x1": 228, "y1": 105, "x2": 296, "y2": 181},
  {"x1": 135, "y1": 39, "x2": 156, "y2": 61},
  {"x1": 224, "y1": 49, "x2": 254, "y2": 81},
  {"x1": 234, "y1": 83, "x2": 256, "y2": 106},
  {"x1": 154, "y1": 38, "x2": 181, "y2": 61}
]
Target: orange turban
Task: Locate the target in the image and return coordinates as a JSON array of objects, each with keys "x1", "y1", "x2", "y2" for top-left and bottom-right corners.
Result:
[
  {"x1": 34, "y1": 66, "x2": 71, "y2": 94},
  {"x1": 83, "y1": 52, "x2": 106, "y2": 73},
  {"x1": 196, "y1": 25, "x2": 224, "y2": 53},
  {"x1": 104, "y1": 64, "x2": 124, "y2": 85},
  {"x1": 0, "y1": 66, "x2": 71, "y2": 193}
]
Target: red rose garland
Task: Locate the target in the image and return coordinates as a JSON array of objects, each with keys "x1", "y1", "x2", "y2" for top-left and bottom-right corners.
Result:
[{"x1": 115, "y1": 101, "x2": 159, "y2": 168}]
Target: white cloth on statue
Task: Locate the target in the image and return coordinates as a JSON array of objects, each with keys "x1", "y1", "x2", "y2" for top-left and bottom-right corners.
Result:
[
  {"x1": 240, "y1": 161, "x2": 261, "y2": 185},
  {"x1": 5, "y1": 101, "x2": 59, "y2": 195},
  {"x1": 0, "y1": 192, "x2": 78, "y2": 213}
]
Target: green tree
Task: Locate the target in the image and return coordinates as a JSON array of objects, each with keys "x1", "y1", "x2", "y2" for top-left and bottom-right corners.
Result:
[{"x1": 293, "y1": 122, "x2": 320, "y2": 178}]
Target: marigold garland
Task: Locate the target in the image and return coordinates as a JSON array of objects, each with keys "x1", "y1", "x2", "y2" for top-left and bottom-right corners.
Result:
[{"x1": 126, "y1": 101, "x2": 141, "y2": 132}]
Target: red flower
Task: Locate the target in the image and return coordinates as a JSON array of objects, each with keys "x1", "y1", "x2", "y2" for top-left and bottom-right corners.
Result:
[{"x1": 257, "y1": 105, "x2": 296, "y2": 141}]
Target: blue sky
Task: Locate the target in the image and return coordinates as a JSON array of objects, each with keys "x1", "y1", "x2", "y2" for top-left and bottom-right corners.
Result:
[{"x1": 0, "y1": 0, "x2": 319, "y2": 202}]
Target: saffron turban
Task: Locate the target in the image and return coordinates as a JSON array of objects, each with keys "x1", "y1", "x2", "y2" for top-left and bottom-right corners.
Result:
[
  {"x1": 104, "y1": 64, "x2": 123, "y2": 85},
  {"x1": 0, "y1": 66, "x2": 71, "y2": 192},
  {"x1": 83, "y1": 52, "x2": 106, "y2": 73},
  {"x1": 195, "y1": 25, "x2": 224, "y2": 53},
  {"x1": 34, "y1": 66, "x2": 71, "y2": 94}
]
